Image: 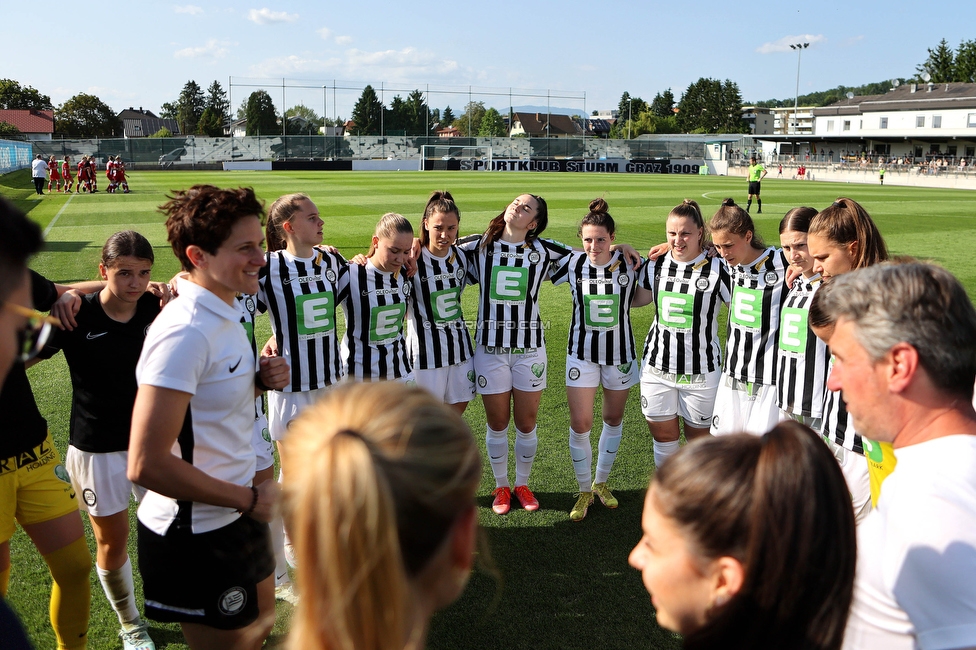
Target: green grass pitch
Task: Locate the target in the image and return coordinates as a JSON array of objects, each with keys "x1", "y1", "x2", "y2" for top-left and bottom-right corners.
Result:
[{"x1": 2, "y1": 167, "x2": 975, "y2": 649}]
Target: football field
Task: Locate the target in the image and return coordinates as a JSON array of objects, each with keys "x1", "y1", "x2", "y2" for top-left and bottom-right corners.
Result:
[{"x1": 3, "y1": 167, "x2": 975, "y2": 649}]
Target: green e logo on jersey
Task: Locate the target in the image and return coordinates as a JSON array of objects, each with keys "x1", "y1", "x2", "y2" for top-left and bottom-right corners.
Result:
[
  {"x1": 369, "y1": 303, "x2": 407, "y2": 342},
  {"x1": 295, "y1": 292, "x2": 335, "y2": 336},
  {"x1": 862, "y1": 437, "x2": 885, "y2": 463},
  {"x1": 657, "y1": 291, "x2": 694, "y2": 329},
  {"x1": 730, "y1": 286, "x2": 764, "y2": 329},
  {"x1": 583, "y1": 294, "x2": 619, "y2": 328},
  {"x1": 431, "y1": 287, "x2": 462, "y2": 323},
  {"x1": 779, "y1": 307, "x2": 808, "y2": 353},
  {"x1": 490, "y1": 267, "x2": 528, "y2": 302}
]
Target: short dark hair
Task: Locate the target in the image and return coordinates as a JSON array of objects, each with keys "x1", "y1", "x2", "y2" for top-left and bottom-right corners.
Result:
[
  {"x1": 160, "y1": 185, "x2": 265, "y2": 271},
  {"x1": 101, "y1": 230, "x2": 154, "y2": 267},
  {"x1": 0, "y1": 197, "x2": 43, "y2": 301}
]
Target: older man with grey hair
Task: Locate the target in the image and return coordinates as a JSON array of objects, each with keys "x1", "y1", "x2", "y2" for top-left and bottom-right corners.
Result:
[{"x1": 813, "y1": 261, "x2": 976, "y2": 650}]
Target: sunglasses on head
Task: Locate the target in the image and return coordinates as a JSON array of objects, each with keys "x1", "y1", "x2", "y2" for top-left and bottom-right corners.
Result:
[{"x1": 2, "y1": 302, "x2": 60, "y2": 362}]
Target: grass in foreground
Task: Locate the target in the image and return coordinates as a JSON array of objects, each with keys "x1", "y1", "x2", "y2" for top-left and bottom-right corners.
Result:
[{"x1": 2, "y1": 168, "x2": 974, "y2": 649}]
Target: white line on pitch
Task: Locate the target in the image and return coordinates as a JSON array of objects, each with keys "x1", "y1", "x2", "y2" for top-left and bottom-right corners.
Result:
[{"x1": 43, "y1": 193, "x2": 74, "y2": 238}]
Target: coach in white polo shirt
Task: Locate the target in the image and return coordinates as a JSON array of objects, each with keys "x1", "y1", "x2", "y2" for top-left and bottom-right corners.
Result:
[
  {"x1": 128, "y1": 185, "x2": 288, "y2": 650},
  {"x1": 813, "y1": 262, "x2": 976, "y2": 650}
]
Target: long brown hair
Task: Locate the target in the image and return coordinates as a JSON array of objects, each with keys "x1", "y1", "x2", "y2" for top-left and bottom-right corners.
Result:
[
  {"x1": 652, "y1": 421, "x2": 856, "y2": 650},
  {"x1": 266, "y1": 193, "x2": 312, "y2": 253},
  {"x1": 808, "y1": 198, "x2": 888, "y2": 270},
  {"x1": 283, "y1": 383, "x2": 481, "y2": 650},
  {"x1": 480, "y1": 194, "x2": 548, "y2": 249},
  {"x1": 669, "y1": 199, "x2": 708, "y2": 250},
  {"x1": 709, "y1": 198, "x2": 764, "y2": 250},
  {"x1": 420, "y1": 190, "x2": 460, "y2": 249}
]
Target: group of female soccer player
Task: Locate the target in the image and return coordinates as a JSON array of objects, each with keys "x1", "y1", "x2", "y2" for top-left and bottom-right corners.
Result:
[
  {"x1": 22, "y1": 184, "x2": 894, "y2": 649},
  {"x1": 43, "y1": 155, "x2": 129, "y2": 194}
]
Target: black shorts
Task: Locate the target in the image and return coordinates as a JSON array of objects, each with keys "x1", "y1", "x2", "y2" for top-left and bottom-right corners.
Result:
[
  {"x1": 748, "y1": 181, "x2": 761, "y2": 195},
  {"x1": 138, "y1": 514, "x2": 273, "y2": 629}
]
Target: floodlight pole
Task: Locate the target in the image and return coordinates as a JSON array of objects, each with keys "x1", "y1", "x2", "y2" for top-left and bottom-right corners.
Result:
[
  {"x1": 789, "y1": 42, "x2": 810, "y2": 155},
  {"x1": 628, "y1": 98, "x2": 632, "y2": 140}
]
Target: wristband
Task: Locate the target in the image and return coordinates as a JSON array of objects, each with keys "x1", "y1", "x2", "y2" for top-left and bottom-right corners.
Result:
[{"x1": 239, "y1": 485, "x2": 258, "y2": 516}]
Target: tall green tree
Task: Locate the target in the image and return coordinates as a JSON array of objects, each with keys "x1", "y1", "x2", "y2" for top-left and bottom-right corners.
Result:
[
  {"x1": 916, "y1": 39, "x2": 955, "y2": 83},
  {"x1": 0, "y1": 79, "x2": 52, "y2": 110},
  {"x1": 244, "y1": 90, "x2": 279, "y2": 136},
  {"x1": 404, "y1": 90, "x2": 430, "y2": 135},
  {"x1": 675, "y1": 78, "x2": 745, "y2": 134},
  {"x1": 478, "y1": 107, "x2": 506, "y2": 137},
  {"x1": 0, "y1": 122, "x2": 21, "y2": 136},
  {"x1": 616, "y1": 92, "x2": 647, "y2": 121},
  {"x1": 55, "y1": 93, "x2": 120, "y2": 137},
  {"x1": 351, "y1": 85, "x2": 383, "y2": 135},
  {"x1": 441, "y1": 105, "x2": 455, "y2": 126},
  {"x1": 955, "y1": 39, "x2": 976, "y2": 83},
  {"x1": 384, "y1": 95, "x2": 408, "y2": 134},
  {"x1": 175, "y1": 80, "x2": 205, "y2": 136},
  {"x1": 453, "y1": 101, "x2": 486, "y2": 137},
  {"x1": 159, "y1": 101, "x2": 178, "y2": 120},
  {"x1": 650, "y1": 89, "x2": 675, "y2": 117},
  {"x1": 197, "y1": 81, "x2": 229, "y2": 136}
]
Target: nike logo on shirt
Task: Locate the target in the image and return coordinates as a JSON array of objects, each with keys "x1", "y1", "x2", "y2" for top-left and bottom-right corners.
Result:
[
  {"x1": 229, "y1": 357, "x2": 242, "y2": 373},
  {"x1": 86, "y1": 332, "x2": 108, "y2": 340}
]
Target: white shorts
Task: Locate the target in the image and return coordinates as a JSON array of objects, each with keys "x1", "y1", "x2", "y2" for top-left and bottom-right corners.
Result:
[
  {"x1": 566, "y1": 356, "x2": 639, "y2": 390},
  {"x1": 268, "y1": 386, "x2": 332, "y2": 442},
  {"x1": 415, "y1": 359, "x2": 476, "y2": 405},
  {"x1": 65, "y1": 446, "x2": 145, "y2": 517},
  {"x1": 709, "y1": 374, "x2": 781, "y2": 436},
  {"x1": 252, "y1": 409, "x2": 275, "y2": 472},
  {"x1": 474, "y1": 344, "x2": 547, "y2": 394},
  {"x1": 825, "y1": 438, "x2": 872, "y2": 523},
  {"x1": 640, "y1": 366, "x2": 720, "y2": 427},
  {"x1": 779, "y1": 409, "x2": 823, "y2": 433}
]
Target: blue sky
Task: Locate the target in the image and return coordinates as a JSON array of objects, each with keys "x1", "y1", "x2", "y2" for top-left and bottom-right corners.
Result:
[{"x1": 5, "y1": 1, "x2": 975, "y2": 120}]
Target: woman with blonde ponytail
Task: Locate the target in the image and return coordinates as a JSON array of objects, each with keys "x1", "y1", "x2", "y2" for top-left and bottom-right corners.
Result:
[{"x1": 283, "y1": 382, "x2": 481, "y2": 650}]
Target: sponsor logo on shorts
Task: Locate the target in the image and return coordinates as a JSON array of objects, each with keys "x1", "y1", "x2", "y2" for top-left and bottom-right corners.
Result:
[
  {"x1": 83, "y1": 488, "x2": 97, "y2": 507},
  {"x1": 712, "y1": 415, "x2": 720, "y2": 429},
  {"x1": 218, "y1": 587, "x2": 247, "y2": 616},
  {"x1": 467, "y1": 370, "x2": 475, "y2": 384},
  {"x1": 54, "y1": 464, "x2": 71, "y2": 483},
  {"x1": 617, "y1": 362, "x2": 632, "y2": 374},
  {"x1": 640, "y1": 396, "x2": 647, "y2": 408},
  {"x1": 530, "y1": 363, "x2": 546, "y2": 378},
  {"x1": 568, "y1": 367, "x2": 581, "y2": 381},
  {"x1": 478, "y1": 375, "x2": 487, "y2": 388},
  {"x1": 262, "y1": 427, "x2": 271, "y2": 443}
]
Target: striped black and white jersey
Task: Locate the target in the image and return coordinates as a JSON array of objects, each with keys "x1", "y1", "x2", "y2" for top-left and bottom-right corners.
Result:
[
  {"x1": 723, "y1": 247, "x2": 790, "y2": 384},
  {"x1": 550, "y1": 250, "x2": 640, "y2": 365},
  {"x1": 821, "y1": 363, "x2": 863, "y2": 454},
  {"x1": 257, "y1": 247, "x2": 349, "y2": 392},
  {"x1": 461, "y1": 236, "x2": 572, "y2": 349},
  {"x1": 776, "y1": 275, "x2": 830, "y2": 418},
  {"x1": 340, "y1": 259, "x2": 412, "y2": 380},
  {"x1": 406, "y1": 246, "x2": 475, "y2": 370},
  {"x1": 639, "y1": 251, "x2": 730, "y2": 375}
]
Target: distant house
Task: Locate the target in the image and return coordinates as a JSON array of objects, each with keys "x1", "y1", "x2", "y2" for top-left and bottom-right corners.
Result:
[
  {"x1": 117, "y1": 107, "x2": 179, "y2": 138},
  {"x1": 343, "y1": 120, "x2": 356, "y2": 136},
  {"x1": 509, "y1": 112, "x2": 583, "y2": 138},
  {"x1": 0, "y1": 109, "x2": 54, "y2": 140},
  {"x1": 583, "y1": 117, "x2": 613, "y2": 138},
  {"x1": 231, "y1": 118, "x2": 247, "y2": 138},
  {"x1": 436, "y1": 125, "x2": 460, "y2": 138}
]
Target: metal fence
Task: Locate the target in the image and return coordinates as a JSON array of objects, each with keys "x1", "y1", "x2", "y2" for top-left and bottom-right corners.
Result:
[{"x1": 26, "y1": 134, "x2": 754, "y2": 168}]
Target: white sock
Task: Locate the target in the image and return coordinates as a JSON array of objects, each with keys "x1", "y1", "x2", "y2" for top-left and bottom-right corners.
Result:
[
  {"x1": 569, "y1": 428, "x2": 592, "y2": 492},
  {"x1": 270, "y1": 511, "x2": 290, "y2": 586},
  {"x1": 653, "y1": 439, "x2": 681, "y2": 469},
  {"x1": 486, "y1": 425, "x2": 510, "y2": 488},
  {"x1": 595, "y1": 421, "x2": 623, "y2": 484},
  {"x1": 277, "y1": 466, "x2": 294, "y2": 552},
  {"x1": 97, "y1": 558, "x2": 140, "y2": 628},
  {"x1": 514, "y1": 427, "x2": 538, "y2": 487}
]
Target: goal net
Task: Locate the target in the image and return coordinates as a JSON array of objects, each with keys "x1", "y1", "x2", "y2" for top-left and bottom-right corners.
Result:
[{"x1": 419, "y1": 145, "x2": 493, "y2": 171}]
